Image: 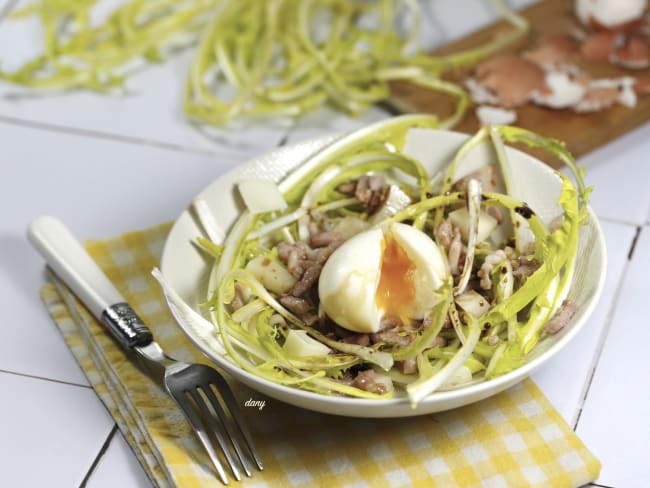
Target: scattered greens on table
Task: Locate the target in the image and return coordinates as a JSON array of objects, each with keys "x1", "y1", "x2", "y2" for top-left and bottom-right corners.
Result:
[
  {"x1": 162, "y1": 115, "x2": 590, "y2": 407},
  {"x1": 1, "y1": 0, "x2": 528, "y2": 127},
  {"x1": 0, "y1": 0, "x2": 215, "y2": 91}
]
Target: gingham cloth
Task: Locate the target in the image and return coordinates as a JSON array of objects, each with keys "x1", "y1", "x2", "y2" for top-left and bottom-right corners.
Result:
[{"x1": 39, "y1": 222, "x2": 601, "y2": 488}]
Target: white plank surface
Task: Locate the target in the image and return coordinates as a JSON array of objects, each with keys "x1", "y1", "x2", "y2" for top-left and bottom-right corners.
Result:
[
  {"x1": 0, "y1": 120, "x2": 259, "y2": 383},
  {"x1": 576, "y1": 225, "x2": 650, "y2": 487},
  {"x1": 0, "y1": 372, "x2": 114, "y2": 487},
  {"x1": 574, "y1": 124, "x2": 650, "y2": 226}
]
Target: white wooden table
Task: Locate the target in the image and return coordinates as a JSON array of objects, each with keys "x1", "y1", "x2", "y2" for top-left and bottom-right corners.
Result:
[{"x1": 1, "y1": 1, "x2": 648, "y2": 486}]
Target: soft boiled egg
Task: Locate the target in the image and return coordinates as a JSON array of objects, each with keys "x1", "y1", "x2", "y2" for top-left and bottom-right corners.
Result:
[{"x1": 318, "y1": 223, "x2": 448, "y2": 334}]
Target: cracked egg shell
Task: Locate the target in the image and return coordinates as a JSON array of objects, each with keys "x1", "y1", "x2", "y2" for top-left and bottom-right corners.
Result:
[
  {"x1": 318, "y1": 223, "x2": 447, "y2": 334},
  {"x1": 575, "y1": 0, "x2": 647, "y2": 29},
  {"x1": 531, "y1": 70, "x2": 587, "y2": 109},
  {"x1": 523, "y1": 34, "x2": 580, "y2": 67},
  {"x1": 611, "y1": 35, "x2": 650, "y2": 68},
  {"x1": 580, "y1": 31, "x2": 622, "y2": 60},
  {"x1": 474, "y1": 54, "x2": 550, "y2": 108},
  {"x1": 574, "y1": 77, "x2": 638, "y2": 112},
  {"x1": 634, "y1": 74, "x2": 650, "y2": 93}
]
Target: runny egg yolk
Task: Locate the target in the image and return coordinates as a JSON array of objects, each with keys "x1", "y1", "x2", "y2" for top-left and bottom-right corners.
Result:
[{"x1": 375, "y1": 234, "x2": 417, "y2": 323}]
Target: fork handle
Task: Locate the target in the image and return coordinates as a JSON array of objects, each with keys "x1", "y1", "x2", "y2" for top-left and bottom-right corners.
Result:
[{"x1": 28, "y1": 216, "x2": 153, "y2": 349}]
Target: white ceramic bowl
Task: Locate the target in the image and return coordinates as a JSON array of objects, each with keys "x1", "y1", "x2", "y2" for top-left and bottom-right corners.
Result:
[{"x1": 160, "y1": 129, "x2": 606, "y2": 418}]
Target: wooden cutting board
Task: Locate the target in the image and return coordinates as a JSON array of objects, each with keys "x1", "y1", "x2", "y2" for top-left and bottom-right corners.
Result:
[{"x1": 387, "y1": 0, "x2": 650, "y2": 168}]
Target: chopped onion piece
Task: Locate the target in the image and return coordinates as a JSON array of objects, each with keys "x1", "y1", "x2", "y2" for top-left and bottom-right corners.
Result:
[
  {"x1": 448, "y1": 207, "x2": 498, "y2": 244},
  {"x1": 283, "y1": 330, "x2": 331, "y2": 357},
  {"x1": 455, "y1": 290, "x2": 490, "y2": 318},
  {"x1": 245, "y1": 256, "x2": 296, "y2": 295}
]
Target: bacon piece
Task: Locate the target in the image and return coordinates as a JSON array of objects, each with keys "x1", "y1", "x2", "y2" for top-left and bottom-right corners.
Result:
[
  {"x1": 448, "y1": 228, "x2": 464, "y2": 277},
  {"x1": 289, "y1": 263, "x2": 322, "y2": 297},
  {"x1": 512, "y1": 256, "x2": 539, "y2": 284},
  {"x1": 340, "y1": 334, "x2": 371, "y2": 346},
  {"x1": 230, "y1": 282, "x2": 249, "y2": 311},
  {"x1": 278, "y1": 241, "x2": 311, "y2": 278},
  {"x1": 370, "y1": 328, "x2": 413, "y2": 347},
  {"x1": 478, "y1": 250, "x2": 507, "y2": 290},
  {"x1": 543, "y1": 300, "x2": 577, "y2": 334},
  {"x1": 378, "y1": 315, "x2": 401, "y2": 331},
  {"x1": 309, "y1": 231, "x2": 343, "y2": 249},
  {"x1": 352, "y1": 369, "x2": 387, "y2": 394},
  {"x1": 436, "y1": 220, "x2": 455, "y2": 249},
  {"x1": 352, "y1": 369, "x2": 377, "y2": 391},
  {"x1": 355, "y1": 175, "x2": 390, "y2": 215},
  {"x1": 279, "y1": 295, "x2": 311, "y2": 315},
  {"x1": 395, "y1": 359, "x2": 417, "y2": 375}
]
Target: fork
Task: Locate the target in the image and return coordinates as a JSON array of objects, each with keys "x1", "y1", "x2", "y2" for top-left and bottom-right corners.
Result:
[{"x1": 28, "y1": 216, "x2": 263, "y2": 485}]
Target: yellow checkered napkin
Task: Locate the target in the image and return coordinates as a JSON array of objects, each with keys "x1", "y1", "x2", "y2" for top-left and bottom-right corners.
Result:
[{"x1": 40, "y1": 223, "x2": 601, "y2": 488}]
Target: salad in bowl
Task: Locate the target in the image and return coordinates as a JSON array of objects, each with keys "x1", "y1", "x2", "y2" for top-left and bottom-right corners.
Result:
[{"x1": 158, "y1": 115, "x2": 604, "y2": 417}]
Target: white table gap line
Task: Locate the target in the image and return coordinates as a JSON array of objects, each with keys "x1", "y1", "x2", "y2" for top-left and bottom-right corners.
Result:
[
  {"x1": 572, "y1": 227, "x2": 640, "y2": 431},
  {"x1": 81, "y1": 425, "x2": 119, "y2": 488}
]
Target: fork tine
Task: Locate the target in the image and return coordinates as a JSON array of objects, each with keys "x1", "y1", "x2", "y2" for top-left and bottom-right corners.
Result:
[
  {"x1": 201, "y1": 383, "x2": 252, "y2": 477},
  {"x1": 170, "y1": 392, "x2": 230, "y2": 485},
  {"x1": 188, "y1": 388, "x2": 243, "y2": 481},
  {"x1": 208, "y1": 372, "x2": 264, "y2": 471}
]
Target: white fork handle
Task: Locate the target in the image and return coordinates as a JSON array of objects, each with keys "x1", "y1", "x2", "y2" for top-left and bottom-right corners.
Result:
[{"x1": 27, "y1": 215, "x2": 153, "y2": 348}]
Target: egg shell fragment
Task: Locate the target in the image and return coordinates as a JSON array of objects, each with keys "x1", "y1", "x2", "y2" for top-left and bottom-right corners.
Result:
[{"x1": 575, "y1": 0, "x2": 647, "y2": 28}]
